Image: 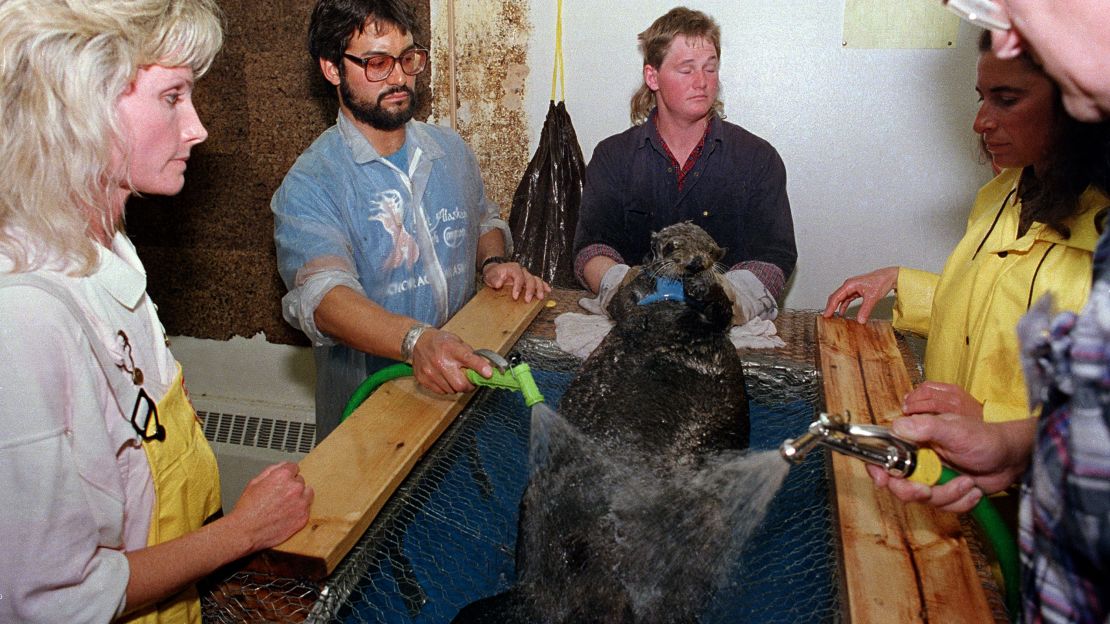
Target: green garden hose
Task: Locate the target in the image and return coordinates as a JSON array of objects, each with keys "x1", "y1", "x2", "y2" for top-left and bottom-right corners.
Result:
[{"x1": 339, "y1": 362, "x2": 414, "y2": 423}]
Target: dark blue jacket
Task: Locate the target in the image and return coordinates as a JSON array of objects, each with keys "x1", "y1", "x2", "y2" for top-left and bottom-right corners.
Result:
[{"x1": 573, "y1": 112, "x2": 796, "y2": 283}]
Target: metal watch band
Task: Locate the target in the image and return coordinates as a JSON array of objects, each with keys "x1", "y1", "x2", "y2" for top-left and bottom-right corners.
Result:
[{"x1": 400, "y1": 323, "x2": 431, "y2": 363}]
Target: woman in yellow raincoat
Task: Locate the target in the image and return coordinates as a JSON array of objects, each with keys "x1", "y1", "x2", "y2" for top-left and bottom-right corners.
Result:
[
  {"x1": 824, "y1": 31, "x2": 1110, "y2": 424},
  {"x1": 0, "y1": 1, "x2": 313, "y2": 622}
]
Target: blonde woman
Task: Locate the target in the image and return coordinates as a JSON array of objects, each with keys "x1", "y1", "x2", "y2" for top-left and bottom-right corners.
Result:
[{"x1": 0, "y1": 1, "x2": 312, "y2": 622}]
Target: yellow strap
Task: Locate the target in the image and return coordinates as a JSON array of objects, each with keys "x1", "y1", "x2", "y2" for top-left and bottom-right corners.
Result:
[{"x1": 550, "y1": 0, "x2": 565, "y2": 102}]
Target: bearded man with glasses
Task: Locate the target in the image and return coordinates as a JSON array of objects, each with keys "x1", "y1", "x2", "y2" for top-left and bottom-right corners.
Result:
[{"x1": 273, "y1": 0, "x2": 549, "y2": 442}]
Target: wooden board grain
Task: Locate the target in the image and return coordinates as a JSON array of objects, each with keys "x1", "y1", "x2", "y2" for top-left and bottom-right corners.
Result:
[
  {"x1": 818, "y1": 316, "x2": 992, "y2": 623},
  {"x1": 248, "y1": 287, "x2": 548, "y2": 579}
]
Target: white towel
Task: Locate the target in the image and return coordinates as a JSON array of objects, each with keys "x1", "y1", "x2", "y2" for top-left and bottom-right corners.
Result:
[
  {"x1": 555, "y1": 312, "x2": 784, "y2": 359},
  {"x1": 729, "y1": 317, "x2": 786, "y2": 349}
]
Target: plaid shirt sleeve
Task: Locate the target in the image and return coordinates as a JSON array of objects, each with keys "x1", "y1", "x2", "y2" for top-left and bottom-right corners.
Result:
[{"x1": 1017, "y1": 228, "x2": 1110, "y2": 624}]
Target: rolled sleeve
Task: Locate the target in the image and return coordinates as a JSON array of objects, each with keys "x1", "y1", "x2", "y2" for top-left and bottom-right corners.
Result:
[
  {"x1": 733, "y1": 260, "x2": 786, "y2": 302},
  {"x1": 481, "y1": 215, "x2": 513, "y2": 257},
  {"x1": 272, "y1": 158, "x2": 364, "y2": 342},
  {"x1": 272, "y1": 180, "x2": 357, "y2": 290},
  {"x1": 281, "y1": 268, "x2": 366, "y2": 346},
  {"x1": 892, "y1": 267, "x2": 939, "y2": 336}
]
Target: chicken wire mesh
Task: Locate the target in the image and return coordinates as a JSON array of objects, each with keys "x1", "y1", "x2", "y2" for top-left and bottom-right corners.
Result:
[{"x1": 203, "y1": 311, "x2": 1000, "y2": 623}]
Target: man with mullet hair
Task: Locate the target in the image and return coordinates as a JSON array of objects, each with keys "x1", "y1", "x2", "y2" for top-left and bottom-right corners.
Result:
[
  {"x1": 573, "y1": 6, "x2": 796, "y2": 327},
  {"x1": 273, "y1": 0, "x2": 549, "y2": 441}
]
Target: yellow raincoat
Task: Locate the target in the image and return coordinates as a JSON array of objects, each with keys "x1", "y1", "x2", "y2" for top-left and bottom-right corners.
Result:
[{"x1": 894, "y1": 168, "x2": 1108, "y2": 422}]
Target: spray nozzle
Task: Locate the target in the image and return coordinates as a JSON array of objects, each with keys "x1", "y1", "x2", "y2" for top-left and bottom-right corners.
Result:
[
  {"x1": 781, "y1": 412, "x2": 941, "y2": 484},
  {"x1": 466, "y1": 348, "x2": 546, "y2": 408}
]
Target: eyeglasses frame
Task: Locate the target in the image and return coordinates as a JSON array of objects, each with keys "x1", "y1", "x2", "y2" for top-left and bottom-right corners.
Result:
[
  {"x1": 943, "y1": 0, "x2": 1012, "y2": 31},
  {"x1": 342, "y1": 46, "x2": 429, "y2": 82}
]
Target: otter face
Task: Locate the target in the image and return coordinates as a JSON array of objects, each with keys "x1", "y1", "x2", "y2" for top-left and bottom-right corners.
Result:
[{"x1": 647, "y1": 222, "x2": 724, "y2": 279}]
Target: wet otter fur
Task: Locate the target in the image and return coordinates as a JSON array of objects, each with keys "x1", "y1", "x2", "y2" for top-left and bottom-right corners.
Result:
[
  {"x1": 560, "y1": 221, "x2": 750, "y2": 456},
  {"x1": 453, "y1": 222, "x2": 750, "y2": 624}
]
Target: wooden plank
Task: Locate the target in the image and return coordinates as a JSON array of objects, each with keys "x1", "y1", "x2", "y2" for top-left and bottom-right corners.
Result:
[
  {"x1": 248, "y1": 287, "x2": 547, "y2": 579},
  {"x1": 818, "y1": 316, "x2": 992, "y2": 623}
]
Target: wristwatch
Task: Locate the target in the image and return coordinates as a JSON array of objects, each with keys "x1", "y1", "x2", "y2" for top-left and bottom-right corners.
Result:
[{"x1": 480, "y1": 255, "x2": 511, "y2": 273}]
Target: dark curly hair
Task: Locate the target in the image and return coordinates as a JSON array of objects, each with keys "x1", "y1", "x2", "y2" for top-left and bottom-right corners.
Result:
[{"x1": 308, "y1": 0, "x2": 419, "y2": 66}]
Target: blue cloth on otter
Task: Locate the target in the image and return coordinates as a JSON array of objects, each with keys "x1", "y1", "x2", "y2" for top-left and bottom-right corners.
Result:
[
  {"x1": 335, "y1": 367, "x2": 835, "y2": 623},
  {"x1": 637, "y1": 277, "x2": 685, "y2": 306}
]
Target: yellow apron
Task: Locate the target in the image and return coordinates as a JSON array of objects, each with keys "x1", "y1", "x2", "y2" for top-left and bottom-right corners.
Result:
[{"x1": 121, "y1": 364, "x2": 221, "y2": 624}]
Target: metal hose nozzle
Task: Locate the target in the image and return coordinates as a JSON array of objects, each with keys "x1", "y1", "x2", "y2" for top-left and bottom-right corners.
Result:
[
  {"x1": 779, "y1": 412, "x2": 919, "y2": 478},
  {"x1": 780, "y1": 429, "x2": 822, "y2": 463}
]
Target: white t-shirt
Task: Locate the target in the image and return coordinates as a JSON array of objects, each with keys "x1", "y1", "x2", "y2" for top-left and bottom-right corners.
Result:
[{"x1": 0, "y1": 232, "x2": 176, "y2": 622}]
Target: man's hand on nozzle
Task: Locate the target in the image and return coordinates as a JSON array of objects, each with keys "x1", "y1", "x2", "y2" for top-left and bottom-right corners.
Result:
[
  {"x1": 867, "y1": 413, "x2": 1035, "y2": 513},
  {"x1": 410, "y1": 328, "x2": 493, "y2": 394}
]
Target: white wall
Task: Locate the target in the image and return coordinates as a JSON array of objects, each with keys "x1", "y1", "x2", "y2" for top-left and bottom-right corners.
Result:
[
  {"x1": 523, "y1": 1, "x2": 993, "y2": 310},
  {"x1": 172, "y1": 334, "x2": 315, "y2": 416}
]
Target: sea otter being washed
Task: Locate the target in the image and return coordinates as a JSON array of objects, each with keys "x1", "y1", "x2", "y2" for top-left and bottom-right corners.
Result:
[{"x1": 454, "y1": 222, "x2": 752, "y2": 624}]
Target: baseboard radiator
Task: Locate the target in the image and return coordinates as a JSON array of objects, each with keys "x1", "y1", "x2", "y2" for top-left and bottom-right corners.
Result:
[{"x1": 198, "y1": 410, "x2": 317, "y2": 455}]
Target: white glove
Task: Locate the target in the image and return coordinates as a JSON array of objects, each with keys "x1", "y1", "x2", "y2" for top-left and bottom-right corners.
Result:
[
  {"x1": 578, "y1": 263, "x2": 631, "y2": 317},
  {"x1": 718, "y1": 269, "x2": 778, "y2": 324}
]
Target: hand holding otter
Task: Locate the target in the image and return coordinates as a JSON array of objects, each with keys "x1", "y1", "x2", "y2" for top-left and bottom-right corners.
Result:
[
  {"x1": 578, "y1": 262, "x2": 632, "y2": 316},
  {"x1": 719, "y1": 268, "x2": 779, "y2": 323}
]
